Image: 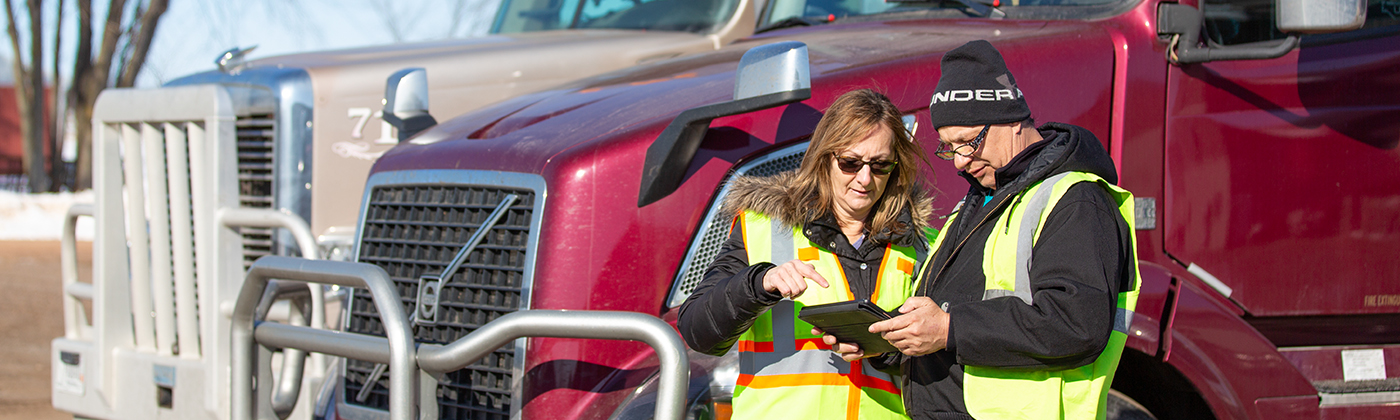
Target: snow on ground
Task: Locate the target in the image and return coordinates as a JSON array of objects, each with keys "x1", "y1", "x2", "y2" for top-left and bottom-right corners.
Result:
[{"x1": 0, "y1": 191, "x2": 95, "y2": 240}]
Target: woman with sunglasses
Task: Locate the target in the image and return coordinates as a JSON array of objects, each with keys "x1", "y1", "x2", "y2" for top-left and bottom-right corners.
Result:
[{"x1": 678, "y1": 89, "x2": 935, "y2": 419}]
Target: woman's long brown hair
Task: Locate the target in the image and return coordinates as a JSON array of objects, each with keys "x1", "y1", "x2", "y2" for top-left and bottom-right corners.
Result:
[{"x1": 790, "y1": 89, "x2": 929, "y2": 237}]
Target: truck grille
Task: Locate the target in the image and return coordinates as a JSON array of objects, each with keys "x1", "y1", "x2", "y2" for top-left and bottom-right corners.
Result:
[
  {"x1": 235, "y1": 113, "x2": 275, "y2": 268},
  {"x1": 346, "y1": 184, "x2": 536, "y2": 419}
]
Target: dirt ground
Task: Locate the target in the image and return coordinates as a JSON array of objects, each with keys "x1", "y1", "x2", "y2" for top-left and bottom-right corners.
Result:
[{"x1": 0, "y1": 240, "x2": 89, "y2": 420}]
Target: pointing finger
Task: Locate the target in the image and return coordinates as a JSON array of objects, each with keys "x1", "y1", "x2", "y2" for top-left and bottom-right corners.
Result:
[{"x1": 795, "y1": 262, "x2": 830, "y2": 288}]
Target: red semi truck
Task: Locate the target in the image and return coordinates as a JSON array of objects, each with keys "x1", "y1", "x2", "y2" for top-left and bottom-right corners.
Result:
[{"x1": 266, "y1": 0, "x2": 1397, "y2": 418}]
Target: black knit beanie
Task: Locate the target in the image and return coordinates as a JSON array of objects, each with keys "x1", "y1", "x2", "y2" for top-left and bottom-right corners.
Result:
[{"x1": 928, "y1": 40, "x2": 1031, "y2": 129}]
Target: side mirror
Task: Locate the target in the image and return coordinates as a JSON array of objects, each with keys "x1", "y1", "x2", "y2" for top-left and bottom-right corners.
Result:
[
  {"x1": 733, "y1": 41, "x2": 811, "y2": 100},
  {"x1": 382, "y1": 68, "x2": 437, "y2": 142},
  {"x1": 637, "y1": 41, "x2": 812, "y2": 207},
  {"x1": 1159, "y1": 0, "x2": 1366, "y2": 65},
  {"x1": 1158, "y1": 3, "x2": 1298, "y2": 64},
  {"x1": 1278, "y1": 0, "x2": 1366, "y2": 32}
]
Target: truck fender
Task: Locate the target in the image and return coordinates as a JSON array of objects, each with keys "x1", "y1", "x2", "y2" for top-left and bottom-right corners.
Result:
[
  {"x1": 1124, "y1": 261, "x2": 1174, "y2": 357},
  {"x1": 1148, "y1": 275, "x2": 1316, "y2": 420}
]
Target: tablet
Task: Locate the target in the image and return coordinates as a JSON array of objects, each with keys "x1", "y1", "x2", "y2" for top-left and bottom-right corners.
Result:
[{"x1": 797, "y1": 300, "x2": 899, "y2": 354}]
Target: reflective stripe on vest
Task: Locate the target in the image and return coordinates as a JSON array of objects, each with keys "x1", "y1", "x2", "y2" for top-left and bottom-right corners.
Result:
[
  {"x1": 733, "y1": 212, "x2": 915, "y2": 420},
  {"x1": 962, "y1": 172, "x2": 1143, "y2": 420}
]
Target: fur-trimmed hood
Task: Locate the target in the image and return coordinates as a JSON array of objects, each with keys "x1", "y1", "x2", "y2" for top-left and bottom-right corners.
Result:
[{"x1": 718, "y1": 171, "x2": 934, "y2": 243}]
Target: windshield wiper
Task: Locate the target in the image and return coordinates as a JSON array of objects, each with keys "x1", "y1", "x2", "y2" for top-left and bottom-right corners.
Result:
[
  {"x1": 756, "y1": 15, "x2": 835, "y2": 34},
  {"x1": 891, "y1": 0, "x2": 1005, "y2": 18}
]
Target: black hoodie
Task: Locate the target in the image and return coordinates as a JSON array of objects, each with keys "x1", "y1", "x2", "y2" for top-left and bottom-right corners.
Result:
[{"x1": 904, "y1": 123, "x2": 1136, "y2": 419}]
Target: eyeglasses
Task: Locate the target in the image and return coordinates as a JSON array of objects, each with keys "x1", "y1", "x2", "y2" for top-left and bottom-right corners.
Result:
[
  {"x1": 833, "y1": 155, "x2": 898, "y2": 175},
  {"x1": 934, "y1": 124, "x2": 991, "y2": 160}
]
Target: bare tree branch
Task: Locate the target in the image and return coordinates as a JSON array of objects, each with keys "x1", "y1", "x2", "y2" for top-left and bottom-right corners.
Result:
[
  {"x1": 112, "y1": 0, "x2": 138, "y2": 85},
  {"x1": 90, "y1": 0, "x2": 126, "y2": 96},
  {"x1": 447, "y1": 0, "x2": 468, "y2": 37},
  {"x1": 69, "y1": 0, "x2": 93, "y2": 188},
  {"x1": 69, "y1": 0, "x2": 92, "y2": 189},
  {"x1": 67, "y1": 0, "x2": 90, "y2": 108},
  {"x1": 26, "y1": 0, "x2": 47, "y2": 191},
  {"x1": 5, "y1": 0, "x2": 51, "y2": 192},
  {"x1": 264, "y1": 0, "x2": 322, "y2": 48},
  {"x1": 450, "y1": 0, "x2": 498, "y2": 38},
  {"x1": 4, "y1": 1, "x2": 25, "y2": 73},
  {"x1": 71, "y1": 0, "x2": 128, "y2": 189},
  {"x1": 51, "y1": 0, "x2": 67, "y2": 190},
  {"x1": 368, "y1": 0, "x2": 406, "y2": 43},
  {"x1": 116, "y1": 0, "x2": 165, "y2": 87}
]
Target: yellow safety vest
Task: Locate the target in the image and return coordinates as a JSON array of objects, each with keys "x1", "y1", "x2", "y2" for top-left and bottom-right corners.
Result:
[
  {"x1": 733, "y1": 211, "x2": 928, "y2": 420},
  {"x1": 922, "y1": 172, "x2": 1141, "y2": 420}
]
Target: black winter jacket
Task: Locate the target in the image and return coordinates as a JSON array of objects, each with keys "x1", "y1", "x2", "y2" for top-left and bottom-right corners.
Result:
[{"x1": 903, "y1": 123, "x2": 1136, "y2": 420}]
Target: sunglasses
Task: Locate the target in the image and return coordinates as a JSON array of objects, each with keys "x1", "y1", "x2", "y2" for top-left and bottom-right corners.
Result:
[{"x1": 833, "y1": 155, "x2": 898, "y2": 175}]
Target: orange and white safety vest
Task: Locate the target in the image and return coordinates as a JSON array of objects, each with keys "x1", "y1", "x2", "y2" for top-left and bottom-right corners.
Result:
[{"x1": 733, "y1": 211, "x2": 929, "y2": 420}]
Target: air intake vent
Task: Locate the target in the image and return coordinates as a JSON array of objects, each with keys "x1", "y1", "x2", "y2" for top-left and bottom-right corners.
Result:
[
  {"x1": 668, "y1": 143, "x2": 807, "y2": 307},
  {"x1": 346, "y1": 183, "x2": 536, "y2": 419},
  {"x1": 235, "y1": 113, "x2": 275, "y2": 268}
]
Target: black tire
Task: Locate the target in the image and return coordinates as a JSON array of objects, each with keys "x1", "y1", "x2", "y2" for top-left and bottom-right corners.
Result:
[{"x1": 1107, "y1": 389, "x2": 1159, "y2": 420}]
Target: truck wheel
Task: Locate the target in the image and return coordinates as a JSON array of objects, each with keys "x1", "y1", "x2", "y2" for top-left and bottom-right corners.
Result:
[{"x1": 1107, "y1": 389, "x2": 1158, "y2": 420}]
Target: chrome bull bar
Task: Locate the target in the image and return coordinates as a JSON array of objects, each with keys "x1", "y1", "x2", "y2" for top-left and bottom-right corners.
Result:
[
  {"x1": 232, "y1": 256, "x2": 690, "y2": 420},
  {"x1": 233, "y1": 257, "x2": 417, "y2": 420}
]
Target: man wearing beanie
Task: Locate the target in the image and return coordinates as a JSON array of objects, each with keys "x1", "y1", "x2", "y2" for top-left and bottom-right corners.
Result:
[{"x1": 826, "y1": 40, "x2": 1141, "y2": 419}]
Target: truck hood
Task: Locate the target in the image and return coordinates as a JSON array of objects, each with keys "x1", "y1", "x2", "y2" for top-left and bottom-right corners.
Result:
[
  {"x1": 170, "y1": 29, "x2": 729, "y2": 236},
  {"x1": 374, "y1": 18, "x2": 1118, "y2": 178}
]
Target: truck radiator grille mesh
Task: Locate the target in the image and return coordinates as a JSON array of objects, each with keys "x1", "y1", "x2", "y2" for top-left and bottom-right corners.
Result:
[
  {"x1": 346, "y1": 184, "x2": 535, "y2": 419},
  {"x1": 235, "y1": 113, "x2": 275, "y2": 268},
  {"x1": 669, "y1": 147, "x2": 806, "y2": 307}
]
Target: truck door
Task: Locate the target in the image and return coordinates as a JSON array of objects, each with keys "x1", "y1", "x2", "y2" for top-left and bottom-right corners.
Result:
[{"x1": 1163, "y1": 0, "x2": 1400, "y2": 317}]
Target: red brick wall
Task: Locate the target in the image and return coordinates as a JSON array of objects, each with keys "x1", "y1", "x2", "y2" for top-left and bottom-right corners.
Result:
[{"x1": 0, "y1": 85, "x2": 55, "y2": 175}]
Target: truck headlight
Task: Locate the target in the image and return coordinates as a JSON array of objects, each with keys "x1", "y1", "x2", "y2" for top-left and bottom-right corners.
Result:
[
  {"x1": 317, "y1": 227, "x2": 357, "y2": 262},
  {"x1": 609, "y1": 349, "x2": 738, "y2": 420}
]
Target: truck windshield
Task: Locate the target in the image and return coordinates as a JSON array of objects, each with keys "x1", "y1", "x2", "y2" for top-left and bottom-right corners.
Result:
[
  {"x1": 762, "y1": 0, "x2": 1129, "y2": 26},
  {"x1": 492, "y1": 0, "x2": 742, "y2": 34}
]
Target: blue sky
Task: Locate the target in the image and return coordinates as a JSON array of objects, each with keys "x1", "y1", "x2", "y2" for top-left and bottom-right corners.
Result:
[{"x1": 1, "y1": 0, "x2": 500, "y2": 87}]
